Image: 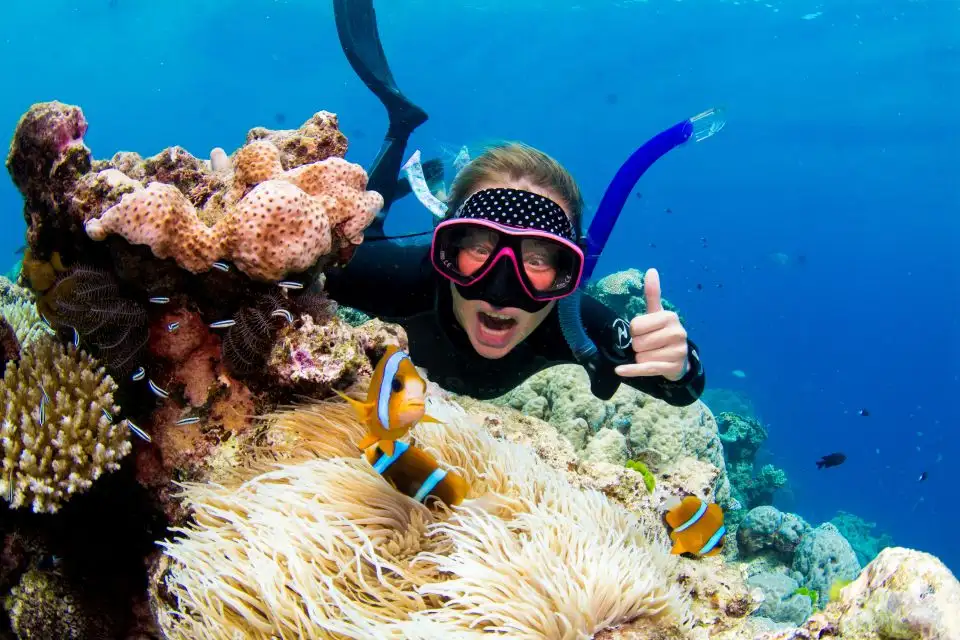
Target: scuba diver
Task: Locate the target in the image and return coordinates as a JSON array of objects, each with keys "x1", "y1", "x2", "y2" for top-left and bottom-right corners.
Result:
[{"x1": 326, "y1": 0, "x2": 708, "y2": 404}]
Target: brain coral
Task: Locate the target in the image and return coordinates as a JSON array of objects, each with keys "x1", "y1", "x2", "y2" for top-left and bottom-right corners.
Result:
[
  {"x1": 0, "y1": 334, "x2": 131, "y2": 513},
  {"x1": 83, "y1": 141, "x2": 382, "y2": 282}
]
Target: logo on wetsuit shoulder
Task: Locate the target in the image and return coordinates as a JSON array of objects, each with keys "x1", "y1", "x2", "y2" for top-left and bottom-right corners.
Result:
[{"x1": 612, "y1": 318, "x2": 631, "y2": 351}]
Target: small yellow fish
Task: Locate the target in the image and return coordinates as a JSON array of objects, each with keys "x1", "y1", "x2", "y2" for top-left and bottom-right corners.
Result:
[{"x1": 335, "y1": 345, "x2": 440, "y2": 456}]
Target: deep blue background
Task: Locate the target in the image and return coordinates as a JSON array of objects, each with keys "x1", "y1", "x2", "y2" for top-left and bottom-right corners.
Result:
[{"x1": 1, "y1": 1, "x2": 957, "y2": 570}]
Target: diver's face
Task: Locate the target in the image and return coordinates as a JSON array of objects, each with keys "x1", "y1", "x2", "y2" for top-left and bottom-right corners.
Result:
[
  {"x1": 451, "y1": 282, "x2": 555, "y2": 359},
  {"x1": 450, "y1": 179, "x2": 570, "y2": 360}
]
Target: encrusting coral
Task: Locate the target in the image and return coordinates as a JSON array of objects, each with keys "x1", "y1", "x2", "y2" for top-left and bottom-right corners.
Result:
[
  {"x1": 83, "y1": 139, "x2": 383, "y2": 281},
  {"x1": 0, "y1": 334, "x2": 131, "y2": 513},
  {"x1": 152, "y1": 398, "x2": 693, "y2": 639}
]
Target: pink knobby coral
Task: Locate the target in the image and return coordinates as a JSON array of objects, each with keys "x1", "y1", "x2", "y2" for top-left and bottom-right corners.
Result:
[{"x1": 83, "y1": 142, "x2": 382, "y2": 282}]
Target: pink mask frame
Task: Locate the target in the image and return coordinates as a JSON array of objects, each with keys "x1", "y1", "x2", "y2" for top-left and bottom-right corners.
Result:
[{"x1": 430, "y1": 218, "x2": 585, "y2": 302}]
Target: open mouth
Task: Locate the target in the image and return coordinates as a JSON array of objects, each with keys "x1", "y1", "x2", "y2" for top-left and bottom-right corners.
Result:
[{"x1": 478, "y1": 311, "x2": 518, "y2": 333}]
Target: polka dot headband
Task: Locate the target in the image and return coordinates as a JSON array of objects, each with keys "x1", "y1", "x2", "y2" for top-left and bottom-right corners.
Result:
[{"x1": 454, "y1": 188, "x2": 577, "y2": 241}]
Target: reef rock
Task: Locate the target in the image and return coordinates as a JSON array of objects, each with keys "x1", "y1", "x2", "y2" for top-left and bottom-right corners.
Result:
[
  {"x1": 791, "y1": 523, "x2": 861, "y2": 599},
  {"x1": 583, "y1": 268, "x2": 685, "y2": 323},
  {"x1": 737, "y1": 506, "x2": 812, "y2": 562},
  {"x1": 755, "y1": 547, "x2": 960, "y2": 640},
  {"x1": 492, "y1": 364, "x2": 733, "y2": 509}
]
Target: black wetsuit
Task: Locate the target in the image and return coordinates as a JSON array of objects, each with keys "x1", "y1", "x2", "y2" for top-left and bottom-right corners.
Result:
[{"x1": 325, "y1": 236, "x2": 706, "y2": 405}]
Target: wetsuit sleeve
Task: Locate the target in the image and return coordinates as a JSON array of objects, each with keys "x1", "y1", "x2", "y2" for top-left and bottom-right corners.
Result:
[
  {"x1": 323, "y1": 236, "x2": 436, "y2": 322},
  {"x1": 580, "y1": 293, "x2": 706, "y2": 406}
]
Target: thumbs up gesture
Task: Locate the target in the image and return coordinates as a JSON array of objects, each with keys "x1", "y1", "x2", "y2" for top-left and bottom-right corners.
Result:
[{"x1": 614, "y1": 268, "x2": 690, "y2": 381}]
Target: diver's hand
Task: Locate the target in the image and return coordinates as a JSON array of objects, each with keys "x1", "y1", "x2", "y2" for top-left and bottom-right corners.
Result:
[{"x1": 614, "y1": 268, "x2": 689, "y2": 381}]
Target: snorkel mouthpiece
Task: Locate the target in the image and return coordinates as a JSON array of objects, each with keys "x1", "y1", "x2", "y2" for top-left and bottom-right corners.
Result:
[{"x1": 559, "y1": 107, "x2": 725, "y2": 395}]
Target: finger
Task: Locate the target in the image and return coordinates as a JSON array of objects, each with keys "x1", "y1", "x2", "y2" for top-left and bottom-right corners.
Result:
[
  {"x1": 632, "y1": 326, "x2": 687, "y2": 354},
  {"x1": 631, "y1": 343, "x2": 688, "y2": 364},
  {"x1": 630, "y1": 310, "x2": 675, "y2": 336},
  {"x1": 644, "y1": 268, "x2": 663, "y2": 314},
  {"x1": 615, "y1": 361, "x2": 678, "y2": 378}
]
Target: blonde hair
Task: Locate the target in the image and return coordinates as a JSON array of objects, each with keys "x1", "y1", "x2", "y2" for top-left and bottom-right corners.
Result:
[{"x1": 446, "y1": 142, "x2": 584, "y2": 237}]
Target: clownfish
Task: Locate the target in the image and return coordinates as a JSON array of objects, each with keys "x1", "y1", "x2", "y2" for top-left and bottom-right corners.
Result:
[
  {"x1": 366, "y1": 440, "x2": 470, "y2": 507},
  {"x1": 334, "y1": 345, "x2": 440, "y2": 456},
  {"x1": 663, "y1": 495, "x2": 726, "y2": 558}
]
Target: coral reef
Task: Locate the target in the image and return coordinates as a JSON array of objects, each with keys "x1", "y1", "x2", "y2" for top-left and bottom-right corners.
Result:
[
  {"x1": 746, "y1": 570, "x2": 814, "y2": 626},
  {"x1": 5, "y1": 99, "x2": 958, "y2": 640},
  {"x1": 3, "y1": 568, "x2": 116, "y2": 639},
  {"x1": 791, "y1": 523, "x2": 860, "y2": 599},
  {"x1": 38, "y1": 264, "x2": 148, "y2": 378},
  {"x1": 829, "y1": 510, "x2": 894, "y2": 567},
  {"x1": 3, "y1": 101, "x2": 390, "y2": 523},
  {"x1": 717, "y1": 412, "x2": 788, "y2": 511},
  {"x1": 84, "y1": 153, "x2": 381, "y2": 281},
  {"x1": 701, "y1": 387, "x2": 759, "y2": 420},
  {"x1": 738, "y1": 506, "x2": 812, "y2": 562},
  {"x1": 583, "y1": 268, "x2": 685, "y2": 324},
  {"x1": 0, "y1": 334, "x2": 131, "y2": 513},
  {"x1": 756, "y1": 548, "x2": 960, "y2": 640},
  {"x1": 492, "y1": 364, "x2": 733, "y2": 509}
]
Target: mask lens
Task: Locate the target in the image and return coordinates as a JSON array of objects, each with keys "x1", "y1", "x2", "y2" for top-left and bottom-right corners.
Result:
[
  {"x1": 434, "y1": 225, "x2": 500, "y2": 282},
  {"x1": 432, "y1": 221, "x2": 583, "y2": 299},
  {"x1": 519, "y1": 237, "x2": 578, "y2": 294}
]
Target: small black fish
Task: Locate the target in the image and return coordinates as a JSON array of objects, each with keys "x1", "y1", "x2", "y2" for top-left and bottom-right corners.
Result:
[
  {"x1": 14, "y1": 244, "x2": 26, "y2": 256},
  {"x1": 918, "y1": 471, "x2": 928, "y2": 482},
  {"x1": 649, "y1": 242, "x2": 656, "y2": 249},
  {"x1": 605, "y1": 93, "x2": 619, "y2": 105},
  {"x1": 274, "y1": 112, "x2": 287, "y2": 125},
  {"x1": 858, "y1": 408, "x2": 870, "y2": 417},
  {"x1": 816, "y1": 452, "x2": 846, "y2": 469},
  {"x1": 665, "y1": 207, "x2": 673, "y2": 214},
  {"x1": 635, "y1": 192, "x2": 643, "y2": 199},
  {"x1": 696, "y1": 283, "x2": 703, "y2": 290}
]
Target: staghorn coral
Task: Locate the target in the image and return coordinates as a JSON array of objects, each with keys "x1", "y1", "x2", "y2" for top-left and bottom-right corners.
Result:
[
  {"x1": 38, "y1": 264, "x2": 148, "y2": 378},
  {"x1": 0, "y1": 298, "x2": 52, "y2": 350},
  {"x1": 84, "y1": 148, "x2": 382, "y2": 282},
  {"x1": 151, "y1": 396, "x2": 693, "y2": 639},
  {"x1": 0, "y1": 335, "x2": 131, "y2": 513}
]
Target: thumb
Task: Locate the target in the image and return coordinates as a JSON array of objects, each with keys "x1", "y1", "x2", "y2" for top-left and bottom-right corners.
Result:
[{"x1": 643, "y1": 268, "x2": 663, "y2": 314}]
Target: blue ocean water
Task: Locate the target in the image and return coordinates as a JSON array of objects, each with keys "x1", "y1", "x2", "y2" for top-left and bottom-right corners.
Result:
[{"x1": 1, "y1": 0, "x2": 956, "y2": 572}]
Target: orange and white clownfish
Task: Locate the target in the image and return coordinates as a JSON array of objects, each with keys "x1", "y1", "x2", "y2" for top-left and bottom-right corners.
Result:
[
  {"x1": 334, "y1": 345, "x2": 441, "y2": 456},
  {"x1": 663, "y1": 495, "x2": 726, "y2": 558},
  {"x1": 366, "y1": 440, "x2": 470, "y2": 507}
]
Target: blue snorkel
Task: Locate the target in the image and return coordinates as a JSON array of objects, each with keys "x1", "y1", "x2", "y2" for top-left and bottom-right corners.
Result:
[{"x1": 557, "y1": 108, "x2": 725, "y2": 398}]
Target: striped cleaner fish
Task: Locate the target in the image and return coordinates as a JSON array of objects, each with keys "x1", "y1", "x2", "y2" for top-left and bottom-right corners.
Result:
[
  {"x1": 663, "y1": 495, "x2": 726, "y2": 558},
  {"x1": 365, "y1": 440, "x2": 469, "y2": 507},
  {"x1": 334, "y1": 345, "x2": 440, "y2": 456}
]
